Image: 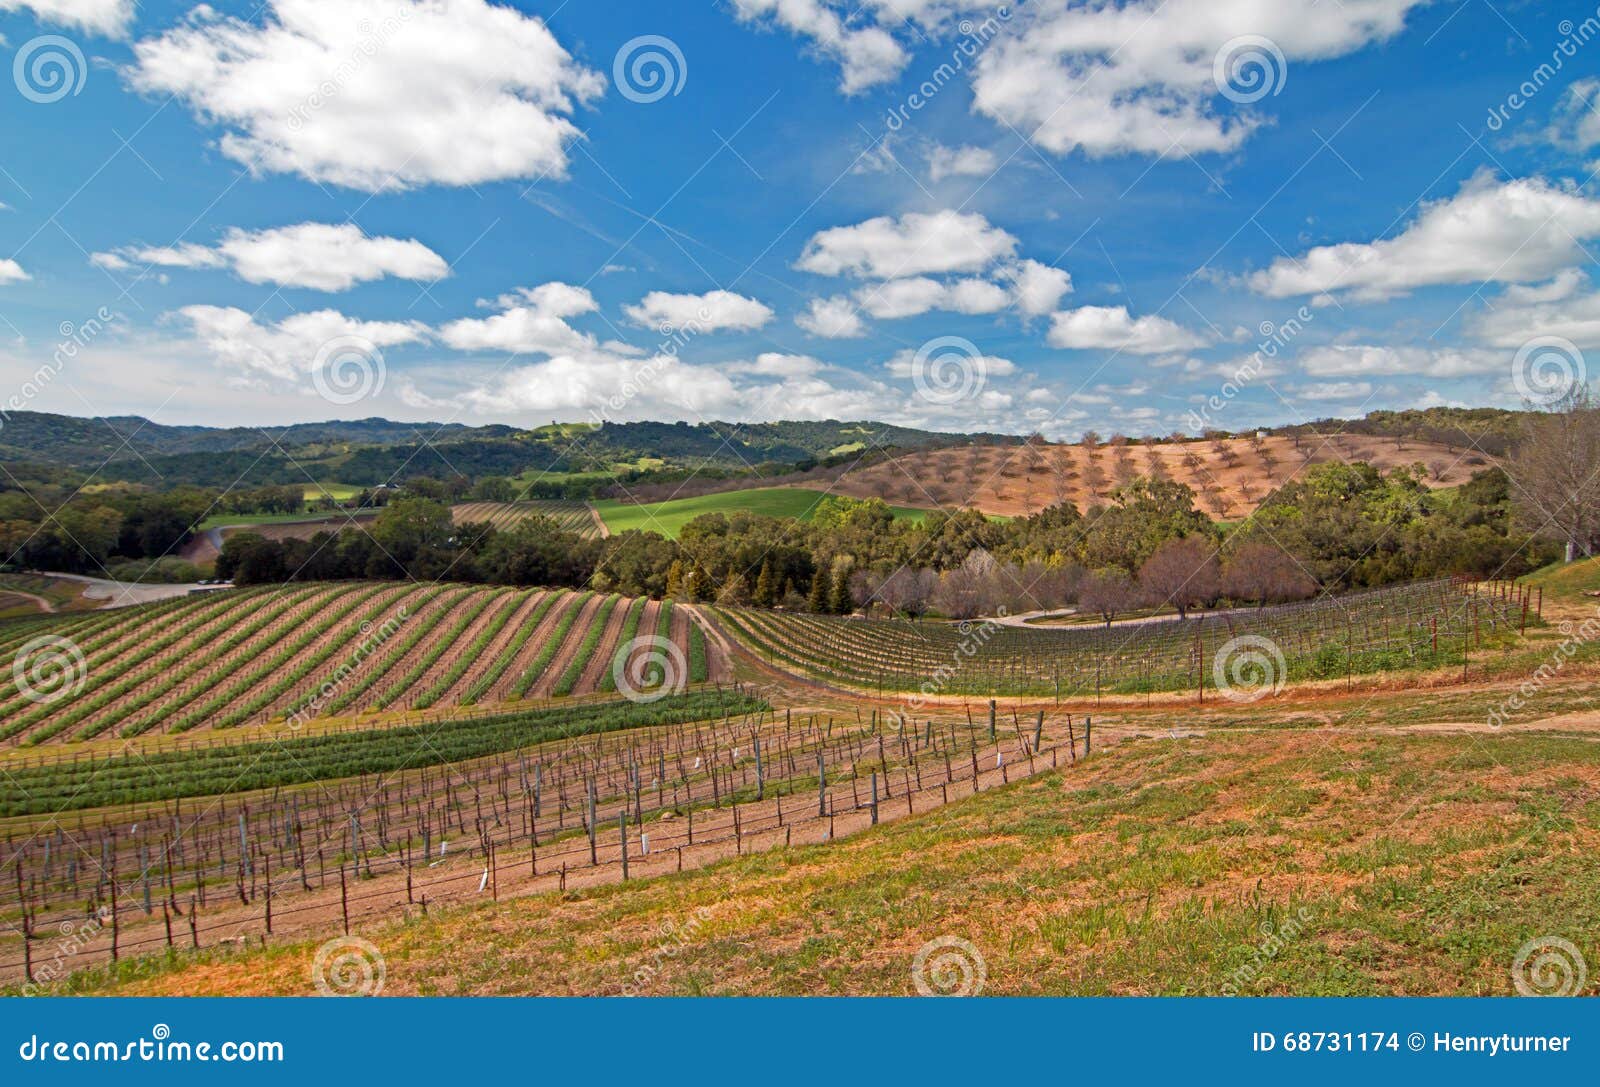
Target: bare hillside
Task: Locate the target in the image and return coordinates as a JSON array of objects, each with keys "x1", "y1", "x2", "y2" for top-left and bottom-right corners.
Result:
[{"x1": 799, "y1": 433, "x2": 1492, "y2": 519}]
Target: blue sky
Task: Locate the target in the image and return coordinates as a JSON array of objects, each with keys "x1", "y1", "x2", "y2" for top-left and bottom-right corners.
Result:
[{"x1": 0, "y1": 0, "x2": 1597, "y2": 437}]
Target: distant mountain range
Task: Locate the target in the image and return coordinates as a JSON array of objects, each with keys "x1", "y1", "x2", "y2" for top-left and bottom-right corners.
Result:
[{"x1": 0, "y1": 411, "x2": 1011, "y2": 489}]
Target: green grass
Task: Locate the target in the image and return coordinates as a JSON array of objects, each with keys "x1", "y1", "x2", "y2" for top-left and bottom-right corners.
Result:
[
  {"x1": 1520, "y1": 556, "x2": 1600, "y2": 600},
  {"x1": 594, "y1": 487, "x2": 928, "y2": 539},
  {"x1": 55, "y1": 723, "x2": 1600, "y2": 996},
  {"x1": 306, "y1": 481, "x2": 362, "y2": 501}
]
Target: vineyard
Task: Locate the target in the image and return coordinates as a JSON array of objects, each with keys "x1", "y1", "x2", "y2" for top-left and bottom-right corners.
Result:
[
  {"x1": 711, "y1": 578, "x2": 1531, "y2": 701},
  {"x1": 452, "y1": 500, "x2": 605, "y2": 538},
  {"x1": 0, "y1": 582, "x2": 720, "y2": 745},
  {"x1": 0, "y1": 687, "x2": 1085, "y2": 986}
]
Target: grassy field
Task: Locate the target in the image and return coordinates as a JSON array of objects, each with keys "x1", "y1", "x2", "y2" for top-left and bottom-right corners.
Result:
[
  {"x1": 594, "y1": 487, "x2": 928, "y2": 538},
  {"x1": 56, "y1": 676, "x2": 1600, "y2": 995}
]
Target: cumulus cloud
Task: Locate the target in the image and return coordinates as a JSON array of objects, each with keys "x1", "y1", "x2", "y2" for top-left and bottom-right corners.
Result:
[
  {"x1": 1047, "y1": 305, "x2": 1208, "y2": 354},
  {"x1": 728, "y1": 0, "x2": 907, "y2": 94},
  {"x1": 0, "y1": 0, "x2": 130, "y2": 35},
  {"x1": 464, "y1": 353, "x2": 743, "y2": 417},
  {"x1": 797, "y1": 210, "x2": 1018, "y2": 279},
  {"x1": 1248, "y1": 173, "x2": 1600, "y2": 300},
  {"x1": 796, "y1": 296, "x2": 867, "y2": 338},
  {"x1": 928, "y1": 144, "x2": 998, "y2": 182},
  {"x1": 128, "y1": 0, "x2": 604, "y2": 191},
  {"x1": 1469, "y1": 271, "x2": 1600, "y2": 349},
  {"x1": 1293, "y1": 380, "x2": 1373, "y2": 401},
  {"x1": 93, "y1": 223, "x2": 448, "y2": 291},
  {"x1": 1297, "y1": 344, "x2": 1502, "y2": 379},
  {"x1": 0, "y1": 259, "x2": 31, "y2": 285},
  {"x1": 971, "y1": 0, "x2": 1422, "y2": 158},
  {"x1": 622, "y1": 289, "x2": 774, "y2": 332},
  {"x1": 732, "y1": 353, "x2": 824, "y2": 378},
  {"x1": 999, "y1": 259, "x2": 1073, "y2": 317},
  {"x1": 439, "y1": 282, "x2": 599, "y2": 355},
  {"x1": 885, "y1": 348, "x2": 1016, "y2": 379},
  {"x1": 855, "y1": 276, "x2": 1009, "y2": 318},
  {"x1": 174, "y1": 305, "x2": 427, "y2": 386}
]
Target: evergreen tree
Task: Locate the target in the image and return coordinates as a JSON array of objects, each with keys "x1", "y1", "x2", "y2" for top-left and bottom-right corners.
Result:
[
  {"x1": 664, "y1": 559, "x2": 685, "y2": 599},
  {"x1": 753, "y1": 558, "x2": 777, "y2": 607},
  {"x1": 808, "y1": 563, "x2": 831, "y2": 612},
  {"x1": 829, "y1": 563, "x2": 854, "y2": 614}
]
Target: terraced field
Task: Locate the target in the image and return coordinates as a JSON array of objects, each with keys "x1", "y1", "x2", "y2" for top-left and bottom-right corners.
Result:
[
  {"x1": 0, "y1": 582, "x2": 722, "y2": 744},
  {"x1": 711, "y1": 578, "x2": 1527, "y2": 701},
  {"x1": 452, "y1": 500, "x2": 605, "y2": 538}
]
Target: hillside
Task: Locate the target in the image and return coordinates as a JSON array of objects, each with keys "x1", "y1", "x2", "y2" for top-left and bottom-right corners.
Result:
[{"x1": 800, "y1": 432, "x2": 1490, "y2": 518}]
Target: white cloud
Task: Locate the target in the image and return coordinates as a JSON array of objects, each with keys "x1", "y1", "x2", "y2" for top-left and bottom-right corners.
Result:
[
  {"x1": 1248, "y1": 173, "x2": 1600, "y2": 300},
  {"x1": 733, "y1": 352, "x2": 824, "y2": 378},
  {"x1": 1545, "y1": 78, "x2": 1600, "y2": 154},
  {"x1": 1469, "y1": 272, "x2": 1600, "y2": 349},
  {"x1": 999, "y1": 259, "x2": 1073, "y2": 317},
  {"x1": 439, "y1": 282, "x2": 599, "y2": 355},
  {"x1": 465, "y1": 353, "x2": 743, "y2": 417},
  {"x1": 885, "y1": 348, "x2": 1016, "y2": 379},
  {"x1": 972, "y1": 0, "x2": 1423, "y2": 159},
  {"x1": 796, "y1": 295, "x2": 867, "y2": 338},
  {"x1": 128, "y1": 0, "x2": 603, "y2": 191},
  {"x1": 855, "y1": 276, "x2": 1009, "y2": 318},
  {"x1": 93, "y1": 223, "x2": 448, "y2": 290},
  {"x1": 174, "y1": 305, "x2": 427, "y2": 385},
  {"x1": 797, "y1": 210, "x2": 1018, "y2": 279},
  {"x1": 729, "y1": 0, "x2": 906, "y2": 94},
  {"x1": 622, "y1": 289, "x2": 774, "y2": 332},
  {"x1": 928, "y1": 144, "x2": 997, "y2": 182},
  {"x1": 1297, "y1": 344, "x2": 1502, "y2": 379},
  {"x1": 1047, "y1": 305, "x2": 1207, "y2": 354},
  {"x1": 1293, "y1": 380, "x2": 1373, "y2": 401},
  {"x1": 0, "y1": 258, "x2": 31, "y2": 285},
  {"x1": 0, "y1": 0, "x2": 130, "y2": 35}
]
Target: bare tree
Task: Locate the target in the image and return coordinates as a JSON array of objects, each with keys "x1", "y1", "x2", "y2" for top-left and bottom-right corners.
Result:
[
  {"x1": 1222, "y1": 542, "x2": 1318, "y2": 605},
  {"x1": 1138, "y1": 536, "x2": 1221, "y2": 618},
  {"x1": 1508, "y1": 387, "x2": 1600, "y2": 562},
  {"x1": 1078, "y1": 568, "x2": 1137, "y2": 626}
]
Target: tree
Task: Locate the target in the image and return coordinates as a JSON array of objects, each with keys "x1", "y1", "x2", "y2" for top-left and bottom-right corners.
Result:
[
  {"x1": 753, "y1": 558, "x2": 778, "y2": 607},
  {"x1": 1221, "y1": 541, "x2": 1317, "y2": 606},
  {"x1": 1508, "y1": 387, "x2": 1600, "y2": 562},
  {"x1": 1078, "y1": 568, "x2": 1136, "y2": 626},
  {"x1": 807, "y1": 563, "x2": 832, "y2": 612},
  {"x1": 828, "y1": 561, "x2": 854, "y2": 614},
  {"x1": 1138, "y1": 536, "x2": 1220, "y2": 618}
]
